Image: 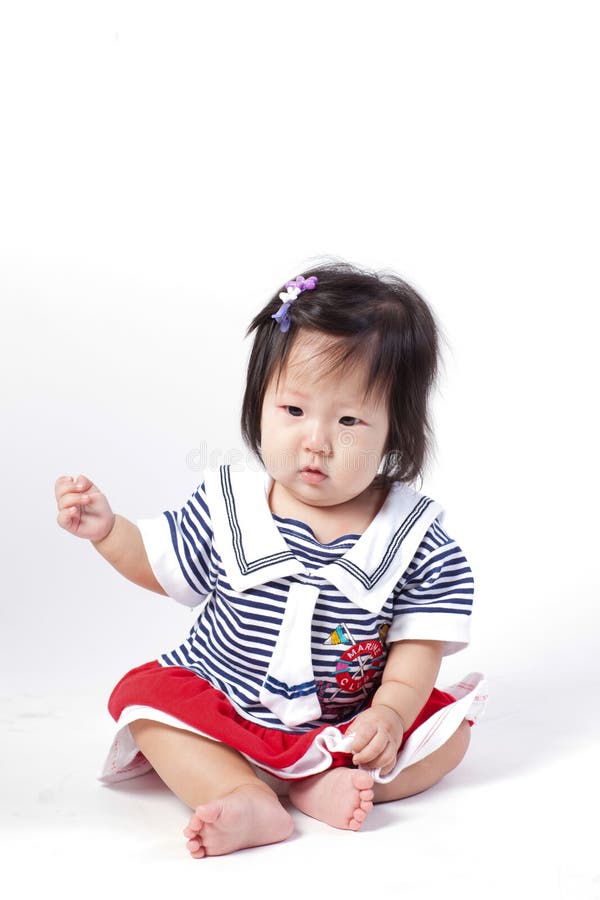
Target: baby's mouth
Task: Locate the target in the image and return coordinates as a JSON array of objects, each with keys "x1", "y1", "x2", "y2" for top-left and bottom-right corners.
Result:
[{"x1": 299, "y1": 465, "x2": 328, "y2": 484}]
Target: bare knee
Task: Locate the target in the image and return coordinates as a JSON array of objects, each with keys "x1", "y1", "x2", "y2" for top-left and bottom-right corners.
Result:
[
  {"x1": 128, "y1": 718, "x2": 185, "y2": 754},
  {"x1": 373, "y1": 718, "x2": 472, "y2": 803},
  {"x1": 128, "y1": 718, "x2": 161, "y2": 744},
  {"x1": 444, "y1": 718, "x2": 471, "y2": 773},
  {"x1": 414, "y1": 717, "x2": 472, "y2": 783}
]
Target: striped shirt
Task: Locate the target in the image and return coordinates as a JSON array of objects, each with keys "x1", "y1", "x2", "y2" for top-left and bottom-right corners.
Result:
[{"x1": 138, "y1": 468, "x2": 474, "y2": 733}]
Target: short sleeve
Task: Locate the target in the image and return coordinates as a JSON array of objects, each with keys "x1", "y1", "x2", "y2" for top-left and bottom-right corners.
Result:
[
  {"x1": 387, "y1": 519, "x2": 474, "y2": 656},
  {"x1": 137, "y1": 481, "x2": 217, "y2": 607}
]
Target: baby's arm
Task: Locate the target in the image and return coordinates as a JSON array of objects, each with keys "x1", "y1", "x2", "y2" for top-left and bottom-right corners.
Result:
[
  {"x1": 349, "y1": 639, "x2": 444, "y2": 774},
  {"x1": 55, "y1": 474, "x2": 167, "y2": 595}
]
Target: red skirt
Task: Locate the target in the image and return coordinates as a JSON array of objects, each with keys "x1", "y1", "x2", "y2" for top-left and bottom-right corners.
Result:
[{"x1": 108, "y1": 660, "x2": 465, "y2": 779}]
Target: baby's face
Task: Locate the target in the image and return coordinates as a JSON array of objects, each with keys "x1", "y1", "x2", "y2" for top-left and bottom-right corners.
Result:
[{"x1": 259, "y1": 331, "x2": 389, "y2": 512}]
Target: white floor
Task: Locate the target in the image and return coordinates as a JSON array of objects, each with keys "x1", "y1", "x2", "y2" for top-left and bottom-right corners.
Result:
[{"x1": 3, "y1": 667, "x2": 599, "y2": 900}]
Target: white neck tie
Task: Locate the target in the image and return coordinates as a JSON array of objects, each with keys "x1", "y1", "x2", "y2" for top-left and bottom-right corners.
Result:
[{"x1": 259, "y1": 583, "x2": 322, "y2": 727}]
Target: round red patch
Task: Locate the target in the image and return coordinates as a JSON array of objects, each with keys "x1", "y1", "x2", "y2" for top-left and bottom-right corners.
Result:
[{"x1": 334, "y1": 640, "x2": 384, "y2": 693}]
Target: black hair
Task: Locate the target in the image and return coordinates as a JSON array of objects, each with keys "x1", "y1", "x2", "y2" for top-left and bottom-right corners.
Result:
[{"x1": 241, "y1": 259, "x2": 440, "y2": 485}]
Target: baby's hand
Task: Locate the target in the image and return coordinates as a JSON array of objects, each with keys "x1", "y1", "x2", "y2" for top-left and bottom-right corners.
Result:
[
  {"x1": 55, "y1": 475, "x2": 115, "y2": 542},
  {"x1": 348, "y1": 705, "x2": 405, "y2": 776}
]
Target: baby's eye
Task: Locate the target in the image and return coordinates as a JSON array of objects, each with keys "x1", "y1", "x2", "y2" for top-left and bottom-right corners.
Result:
[
  {"x1": 285, "y1": 406, "x2": 303, "y2": 417},
  {"x1": 339, "y1": 416, "x2": 361, "y2": 426}
]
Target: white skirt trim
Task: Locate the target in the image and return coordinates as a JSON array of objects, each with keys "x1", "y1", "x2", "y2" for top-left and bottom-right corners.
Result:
[{"x1": 99, "y1": 672, "x2": 488, "y2": 786}]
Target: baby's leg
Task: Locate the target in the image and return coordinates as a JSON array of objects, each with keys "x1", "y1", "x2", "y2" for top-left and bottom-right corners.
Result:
[
  {"x1": 288, "y1": 718, "x2": 471, "y2": 827},
  {"x1": 128, "y1": 719, "x2": 293, "y2": 858},
  {"x1": 372, "y1": 717, "x2": 472, "y2": 803}
]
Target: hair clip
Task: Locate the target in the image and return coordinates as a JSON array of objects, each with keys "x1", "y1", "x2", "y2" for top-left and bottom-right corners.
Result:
[{"x1": 271, "y1": 275, "x2": 318, "y2": 333}]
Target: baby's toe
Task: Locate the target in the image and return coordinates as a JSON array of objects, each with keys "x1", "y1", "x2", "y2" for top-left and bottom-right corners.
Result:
[
  {"x1": 186, "y1": 837, "x2": 205, "y2": 858},
  {"x1": 354, "y1": 771, "x2": 374, "y2": 790},
  {"x1": 188, "y1": 812, "x2": 204, "y2": 830}
]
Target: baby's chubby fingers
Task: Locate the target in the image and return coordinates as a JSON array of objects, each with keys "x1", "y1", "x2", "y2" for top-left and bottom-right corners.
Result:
[
  {"x1": 55, "y1": 475, "x2": 75, "y2": 499},
  {"x1": 358, "y1": 739, "x2": 398, "y2": 774},
  {"x1": 55, "y1": 476, "x2": 81, "y2": 513},
  {"x1": 55, "y1": 474, "x2": 88, "y2": 496},
  {"x1": 55, "y1": 474, "x2": 95, "y2": 505},
  {"x1": 56, "y1": 491, "x2": 91, "y2": 513},
  {"x1": 351, "y1": 729, "x2": 390, "y2": 766},
  {"x1": 72, "y1": 474, "x2": 93, "y2": 490},
  {"x1": 69, "y1": 473, "x2": 94, "y2": 493},
  {"x1": 348, "y1": 720, "x2": 378, "y2": 754},
  {"x1": 56, "y1": 504, "x2": 81, "y2": 531}
]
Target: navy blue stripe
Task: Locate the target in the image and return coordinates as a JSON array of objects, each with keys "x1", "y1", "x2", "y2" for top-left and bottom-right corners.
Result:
[
  {"x1": 406, "y1": 544, "x2": 468, "y2": 581},
  {"x1": 192, "y1": 623, "x2": 272, "y2": 667},
  {"x1": 264, "y1": 674, "x2": 315, "y2": 692},
  {"x1": 263, "y1": 676, "x2": 317, "y2": 699},
  {"x1": 178, "y1": 515, "x2": 213, "y2": 594},
  {"x1": 272, "y1": 514, "x2": 361, "y2": 546},
  {"x1": 194, "y1": 618, "x2": 273, "y2": 668},
  {"x1": 403, "y1": 586, "x2": 474, "y2": 602},
  {"x1": 164, "y1": 511, "x2": 207, "y2": 596},
  {"x1": 190, "y1": 651, "x2": 264, "y2": 695},
  {"x1": 162, "y1": 485, "x2": 216, "y2": 595},
  {"x1": 194, "y1": 610, "x2": 277, "y2": 659},
  {"x1": 395, "y1": 606, "x2": 472, "y2": 615},
  {"x1": 180, "y1": 504, "x2": 211, "y2": 554},
  {"x1": 401, "y1": 594, "x2": 473, "y2": 607}
]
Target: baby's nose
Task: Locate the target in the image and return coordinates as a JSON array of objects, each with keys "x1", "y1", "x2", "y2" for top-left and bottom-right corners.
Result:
[{"x1": 304, "y1": 423, "x2": 332, "y2": 454}]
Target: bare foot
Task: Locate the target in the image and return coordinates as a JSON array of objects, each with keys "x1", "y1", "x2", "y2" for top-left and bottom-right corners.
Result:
[
  {"x1": 288, "y1": 767, "x2": 374, "y2": 831},
  {"x1": 182, "y1": 783, "x2": 294, "y2": 858}
]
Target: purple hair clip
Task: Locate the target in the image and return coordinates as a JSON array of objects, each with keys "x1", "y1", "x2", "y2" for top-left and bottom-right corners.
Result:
[{"x1": 271, "y1": 275, "x2": 318, "y2": 333}]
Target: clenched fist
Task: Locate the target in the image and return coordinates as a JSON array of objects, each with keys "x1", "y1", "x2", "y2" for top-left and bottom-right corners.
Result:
[
  {"x1": 55, "y1": 474, "x2": 115, "y2": 543},
  {"x1": 348, "y1": 704, "x2": 405, "y2": 776}
]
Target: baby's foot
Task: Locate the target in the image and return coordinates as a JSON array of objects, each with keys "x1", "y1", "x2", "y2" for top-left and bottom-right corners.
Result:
[
  {"x1": 182, "y1": 783, "x2": 293, "y2": 858},
  {"x1": 288, "y1": 767, "x2": 374, "y2": 831}
]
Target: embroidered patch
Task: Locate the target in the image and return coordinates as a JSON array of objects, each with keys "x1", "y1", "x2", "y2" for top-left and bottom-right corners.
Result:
[{"x1": 335, "y1": 639, "x2": 384, "y2": 694}]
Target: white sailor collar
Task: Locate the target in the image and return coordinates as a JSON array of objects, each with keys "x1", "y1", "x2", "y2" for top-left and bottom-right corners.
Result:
[{"x1": 204, "y1": 465, "x2": 444, "y2": 616}]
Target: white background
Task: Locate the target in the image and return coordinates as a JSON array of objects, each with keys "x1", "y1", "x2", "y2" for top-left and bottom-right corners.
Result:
[{"x1": 1, "y1": 1, "x2": 599, "y2": 897}]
